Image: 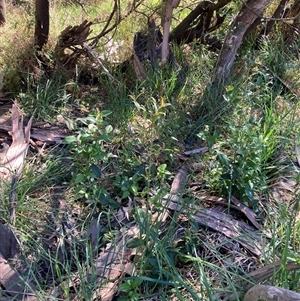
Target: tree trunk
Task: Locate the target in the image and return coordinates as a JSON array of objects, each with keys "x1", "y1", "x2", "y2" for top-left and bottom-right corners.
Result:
[
  {"x1": 0, "y1": 0, "x2": 6, "y2": 26},
  {"x1": 34, "y1": 0, "x2": 49, "y2": 50},
  {"x1": 259, "y1": 0, "x2": 289, "y2": 37},
  {"x1": 212, "y1": 0, "x2": 272, "y2": 83}
]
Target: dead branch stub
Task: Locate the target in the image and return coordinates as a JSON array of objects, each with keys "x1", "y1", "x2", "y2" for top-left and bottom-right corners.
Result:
[{"x1": 55, "y1": 20, "x2": 93, "y2": 66}]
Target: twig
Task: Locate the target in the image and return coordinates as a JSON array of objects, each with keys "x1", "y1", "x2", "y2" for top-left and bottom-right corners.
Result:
[
  {"x1": 9, "y1": 175, "x2": 18, "y2": 225},
  {"x1": 30, "y1": 138, "x2": 46, "y2": 157},
  {"x1": 161, "y1": 165, "x2": 189, "y2": 222},
  {"x1": 230, "y1": 195, "x2": 262, "y2": 230},
  {"x1": 183, "y1": 147, "x2": 208, "y2": 156},
  {"x1": 295, "y1": 139, "x2": 300, "y2": 167},
  {"x1": 255, "y1": 62, "x2": 299, "y2": 98},
  {"x1": 83, "y1": 43, "x2": 120, "y2": 84},
  {"x1": 88, "y1": 0, "x2": 145, "y2": 47}
]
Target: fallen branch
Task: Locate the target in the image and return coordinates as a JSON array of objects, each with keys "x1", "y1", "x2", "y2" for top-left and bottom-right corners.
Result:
[
  {"x1": 195, "y1": 194, "x2": 263, "y2": 232},
  {"x1": 217, "y1": 260, "x2": 300, "y2": 300},
  {"x1": 83, "y1": 43, "x2": 120, "y2": 84},
  {"x1": 230, "y1": 195, "x2": 262, "y2": 231},
  {"x1": 160, "y1": 165, "x2": 189, "y2": 222},
  {"x1": 295, "y1": 139, "x2": 300, "y2": 167},
  {"x1": 162, "y1": 165, "x2": 263, "y2": 256},
  {"x1": 243, "y1": 284, "x2": 300, "y2": 301},
  {"x1": 183, "y1": 146, "x2": 208, "y2": 156},
  {"x1": 0, "y1": 123, "x2": 70, "y2": 144}
]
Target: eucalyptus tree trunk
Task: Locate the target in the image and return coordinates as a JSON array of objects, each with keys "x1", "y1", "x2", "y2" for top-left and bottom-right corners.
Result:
[
  {"x1": 213, "y1": 0, "x2": 272, "y2": 83},
  {"x1": 34, "y1": 0, "x2": 49, "y2": 50},
  {"x1": 0, "y1": 0, "x2": 6, "y2": 26}
]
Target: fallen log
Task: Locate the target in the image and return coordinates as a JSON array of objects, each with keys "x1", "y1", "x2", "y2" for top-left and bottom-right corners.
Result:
[
  {"x1": 244, "y1": 284, "x2": 300, "y2": 301},
  {"x1": 0, "y1": 122, "x2": 70, "y2": 144}
]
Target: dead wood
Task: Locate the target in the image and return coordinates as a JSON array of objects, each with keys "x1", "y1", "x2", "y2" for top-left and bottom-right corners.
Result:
[
  {"x1": 133, "y1": 53, "x2": 147, "y2": 80},
  {"x1": 0, "y1": 224, "x2": 20, "y2": 259},
  {"x1": 0, "y1": 0, "x2": 6, "y2": 26},
  {"x1": 169, "y1": 0, "x2": 230, "y2": 46},
  {"x1": 133, "y1": 21, "x2": 183, "y2": 80},
  {"x1": 161, "y1": 165, "x2": 263, "y2": 256},
  {"x1": 0, "y1": 225, "x2": 38, "y2": 300},
  {"x1": 183, "y1": 146, "x2": 208, "y2": 156},
  {"x1": 0, "y1": 254, "x2": 38, "y2": 301},
  {"x1": 243, "y1": 284, "x2": 300, "y2": 301},
  {"x1": 169, "y1": 164, "x2": 189, "y2": 204},
  {"x1": 133, "y1": 24, "x2": 163, "y2": 68},
  {"x1": 148, "y1": 16, "x2": 159, "y2": 69},
  {"x1": 0, "y1": 123, "x2": 70, "y2": 144},
  {"x1": 229, "y1": 195, "x2": 262, "y2": 230},
  {"x1": 31, "y1": 127, "x2": 69, "y2": 143},
  {"x1": 159, "y1": 165, "x2": 189, "y2": 222},
  {"x1": 57, "y1": 20, "x2": 93, "y2": 48},
  {"x1": 87, "y1": 223, "x2": 138, "y2": 301},
  {"x1": 246, "y1": 260, "x2": 300, "y2": 284},
  {"x1": 83, "y1": 42, "x2": 120, "y2": 83},
  {"x1": 282, "y1": 0, "x2": 300, "y2": 41},
  {"x1": 132, "y1": 16, "x2": 163, "y2": 74},
  {"x1": 54, "y1": 20, "x2": 93, "y2": 66},
  {"x1": 34, "y1": 0, "x2": 49, "y2": 51},
  {"x1": 0, "y1": 105, "x2": 37, "y2": 300},
  {"x1": 195, "y1": 195, "x2": 263, "y2": 231},
  {"x1": 217, "y1": 260, "x2": 300, "y2": 300},
  {"x1": 0, "y1": 102, "x2": 33, "y2": 224},
  {"x1": 0, "y1": 102, "x2": 33, "y2": 178},
  {"x1": 191, "y1": 207, "x2": 262, "y2": 256},
  {"x1": 213, "y1": 0, "x2": 272, "y2": 83}
]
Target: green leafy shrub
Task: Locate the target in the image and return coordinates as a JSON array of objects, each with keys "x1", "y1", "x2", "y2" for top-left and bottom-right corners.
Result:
[
  {"x1": 199, "y1": 85, "x2": 282, "y2": 207},
  {"x1": 65, "y1": 110, "x2": 119, "y2": 208}
]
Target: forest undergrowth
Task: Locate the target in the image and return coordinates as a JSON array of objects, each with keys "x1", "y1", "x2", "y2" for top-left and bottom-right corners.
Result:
[{"x1": 0, "y1": 1, "x2": 300, "y2": 300}]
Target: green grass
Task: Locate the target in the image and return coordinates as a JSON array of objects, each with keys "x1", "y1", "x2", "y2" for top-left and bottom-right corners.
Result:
[{"x1": 0, "y1": 1, "x2": 300, "y2": 300}]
